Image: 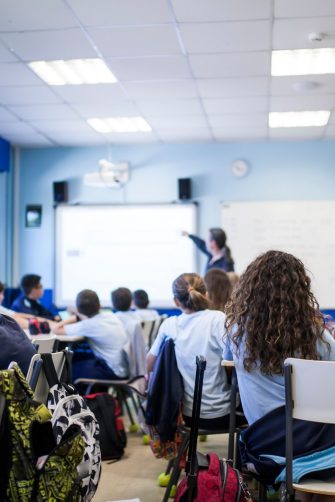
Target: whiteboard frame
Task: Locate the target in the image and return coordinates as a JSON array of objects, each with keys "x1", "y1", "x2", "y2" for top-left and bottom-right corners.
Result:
[{"x1": 54, "y1": 202, "x2": 198, "y2": 308}]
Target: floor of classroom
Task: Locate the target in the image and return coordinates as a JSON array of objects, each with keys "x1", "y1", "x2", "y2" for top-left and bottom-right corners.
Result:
[{"x1": 93, "y1": 431, "x2": 228, "y2": 502}]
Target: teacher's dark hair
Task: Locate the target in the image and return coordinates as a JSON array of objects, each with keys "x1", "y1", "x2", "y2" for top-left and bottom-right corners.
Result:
[
  {"x1": 173, "y1": 273, "x2": 208, "y2": 312},
  {"x1": 225, "y1": 250, "x2": 327, "y2": 376},
  {"x1": 209, "y1": 228, "x2": 234, "y2": 269}
]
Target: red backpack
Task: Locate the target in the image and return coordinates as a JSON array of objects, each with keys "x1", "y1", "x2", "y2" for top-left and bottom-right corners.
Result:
[{"x1": 174, "y1": 452, "x2": 252, "y2": 502}]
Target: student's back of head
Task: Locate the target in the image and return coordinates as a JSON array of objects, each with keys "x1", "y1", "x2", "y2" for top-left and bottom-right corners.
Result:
[
  {"x1": 21, "y1": 274, "x2": 42, "y2": 297},
  {"x1": 76, "y1": 289, "x2": 100, "y2": 318},
  {"x1": 111, "y1": 287, "x2": 132, "y2": 312},
  {"x1": 204, "y1": 268, "x2": 232, "y2": 312},
  {"x1": 173, "y1": 273, "x2": 208, "y2": 312},
  {"x1": 133, "y1": 289, "x2": 149, "y2": 309},
  {"x1": 226, "y1": 250, "x2": 325, "y2": 375}
]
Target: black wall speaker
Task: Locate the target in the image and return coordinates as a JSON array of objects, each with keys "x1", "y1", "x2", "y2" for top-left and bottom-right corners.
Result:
[
  {"x1": 53, "y1": 181, "x2": 68, "y2": 204},
  {"x1": 178, "y1": 178, "x2": 192, "y2": 200}
]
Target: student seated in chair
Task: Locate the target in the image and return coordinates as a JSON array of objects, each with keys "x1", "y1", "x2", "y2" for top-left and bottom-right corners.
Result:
[
  {"x1": 204, "y1": 268, "x2": 232, "y2": 313},
  {"x1": 132, "y1": 289, "x2": 160, "y2": 321},
  {"x1": 112, "y1": 287, "x2": 141, "y2": 332},
  {"x1": 147, "y1": 273, "x2": 242, "y2": 431},
  {"x1": 53, "y1": 289, "x2": 129, "y2": 382},
  {"x1": 224, "y1": 250, "x2": 335, "y2": 501},
  {"x1": 11, "y1": 274, "x2": 60, "y2": 321}
]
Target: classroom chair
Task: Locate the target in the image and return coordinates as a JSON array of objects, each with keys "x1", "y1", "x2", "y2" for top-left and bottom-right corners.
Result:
[
  {"x1": 282, "y1": 358, "x2": 335, "y2": 501},
  {"x1": 162, "y1": 362, "x2": 246, "y2": 502},
  {"x1": 26, "y1": 349, "x2": 73, "y2": 404},
  {"x1": 31, "y1": 335, "x2": 57, "y2": 354}
]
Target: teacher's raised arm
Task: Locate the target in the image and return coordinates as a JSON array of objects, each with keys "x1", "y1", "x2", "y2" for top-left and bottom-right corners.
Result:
[{"x1": 182, "y1": 228, "x2": 234, "y2": 273}]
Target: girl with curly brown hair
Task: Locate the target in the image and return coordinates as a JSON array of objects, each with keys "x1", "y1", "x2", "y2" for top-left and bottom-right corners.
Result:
[{"x1": 224, "y1": 251, "x2": 335, "y2": 500}]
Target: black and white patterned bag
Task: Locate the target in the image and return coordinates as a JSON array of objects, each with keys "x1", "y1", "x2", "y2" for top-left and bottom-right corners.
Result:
[{"x1": 41, "y1": 352, "x2": 102, "y2": 502}]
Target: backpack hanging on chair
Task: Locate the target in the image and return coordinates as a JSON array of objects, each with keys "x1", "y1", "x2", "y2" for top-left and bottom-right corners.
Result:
[
  {"x1": 41, "y1": 353, "x2": 102, "y2": 502},
  {"x1": 0, "y1": 363, "x2": 84, "y2": 501}
]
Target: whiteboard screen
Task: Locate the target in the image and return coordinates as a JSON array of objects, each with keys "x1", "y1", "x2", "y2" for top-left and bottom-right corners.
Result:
[
  {"x1": 222, "y1": 201, "x2": 335, "y2": 309},
  {"x1": 56, "y1": 204, "x2": 196, "y2": 307}
]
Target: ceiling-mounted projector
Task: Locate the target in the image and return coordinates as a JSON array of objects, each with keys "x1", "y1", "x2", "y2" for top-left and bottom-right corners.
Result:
[{"x1": 84, "y1": 159, "x2": 130, "y2": 188}]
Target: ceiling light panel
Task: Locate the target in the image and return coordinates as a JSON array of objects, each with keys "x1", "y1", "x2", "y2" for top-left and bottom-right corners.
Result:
[
  {"x1": 272, "y1": 49, "x2": 335, "y2": 76},
  {"x1": 269, "y1": 111, "x2": 330, "y2": 128},
  {"x1": 28, "y1": 58, "x2": 117, "y2": 85},
  {"x1": 87, "y1": 117, "x2": 152, "y2": 133}
]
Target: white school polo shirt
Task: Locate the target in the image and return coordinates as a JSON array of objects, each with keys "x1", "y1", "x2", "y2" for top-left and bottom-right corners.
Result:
[
  {"x1": 150, "y1": 310, "x2": 230, "y2": 419},
  {"x1": 135, "y1": 308, "x2": 160, "y2": 322},
  {"x1": 64, "y1": 311, "x2": 128, "y2": 378},
  {"x1": 223, "y1": 327, "x2": 335, "y2": 425}
]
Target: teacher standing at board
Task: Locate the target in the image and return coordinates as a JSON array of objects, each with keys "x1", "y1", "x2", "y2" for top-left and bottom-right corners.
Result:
[{"x1": 182, "y1": 228, "x2": 235, "y2": 273}]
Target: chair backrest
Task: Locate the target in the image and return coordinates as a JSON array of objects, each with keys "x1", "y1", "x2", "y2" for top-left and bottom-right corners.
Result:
[
  {"x1": 126, "y1": 322, "x2": 147, "y2": 377},
  {"x1": 141, "y1": 320, "x2": 155, "y2": 348},
  {"x1": 26, "y1": 351, "x2": 70, "y2": 404},
  {"x1": 31, "y1": 335, "x2": 56, "y2": 354},
  {"x1": 284, "y1": 358, "x2": 335, "y2": 424}
]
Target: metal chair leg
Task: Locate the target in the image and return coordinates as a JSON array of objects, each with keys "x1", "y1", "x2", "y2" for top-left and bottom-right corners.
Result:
[{"x1": 162, "y1": 432, "x2": 190, "y2": 502}]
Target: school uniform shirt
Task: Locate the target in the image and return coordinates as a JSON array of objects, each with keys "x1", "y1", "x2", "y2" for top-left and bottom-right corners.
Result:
[
  {"x1": 11, "y1": 294, "x2": 55, "y2": 320},
  {"x1": 188, "y1": 234, "x2": 234, "y2": 272},
  {"x1": 115, "y1": 310, "x2": 142, "y2": 339},
  {"x1": 223, "y1": 328, "x2": 335, "y2": 425},
  {"x1": 135, "y1": 308, "x2": 160, "y2": 322},
  {"x1": 150, "y1": 309, "x2": 230, "y2": 419},
  {"x1": 64, "y1": 311, "x2": 129, "y2": 378},
  {"x1": 0, "y1": 314, "x2": 36, "y2": 375}
]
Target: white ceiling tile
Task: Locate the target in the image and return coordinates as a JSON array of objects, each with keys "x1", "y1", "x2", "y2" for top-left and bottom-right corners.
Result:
[
  {"x1": 0, "y1": 63, "x2": 43, "y2": 86},
  {"x1": 198, "y1": 77, "x2": 269, "y2": 98},
  {"x1": 275, "y1": 0, "x2": 335, "y2": 18},
  {"x1": 4, "y1": 133, "x2": 54, "y2": 146},
  {"x1": 269, "y1": 127, "x2": 324, "y2": 140},
  {"x1": 0, "y1": 0, "x2": 77, "y2": 31},
  {"x1": 123, "y1": 80, "x2": 198, "y2": 99},
  {"x1": 273, "y1": 17, "x2": 335, "y2": 50},
  {"x1": 45, "y1": 130, "x2": 105, "y2": 146},
  {"x1": 0, "y1": 106, "x2": 17, "y2": 121},
  {"x1": 89, "y1": 26, "x2": 180, "y2": 57},
  {"x1": 0, "y1": 41, "x2": 17, "y2": 62},
  {"x1": 9, "y1": 104, "x2": 79, "y2": 121},
  {"x1": 68, "y1": 0, "x2": 171, "y2": 26},
  {"x1": 213, "y1": 127, "x2": 267, "y2": 140},
  {"x1": 146, "y1": 115, "x2": 208, "y2": 129},
  {"x1": 324, "y1": 125, "x2": 335, "y2": 137},
  {"x1": 271, "y1": 75, "x2": 335, "y2": 96},
  {"x1": 102, "y1": 131, "x2": 158, "y2": 143},
  {"x1": 136, "y1": 99, "x2": 203, "y2": 116},
  {"x1": 1, "y1": 29, "x2": 96, "y2": 62},
  {"x1": 0, "y1": 121, "x2": 36, "y2": 135},
  {"x1": 203, "y1": 97, "x2": 268, "y2": 114},
  {"x1": 53, "y1": 84, "x2": 127, "y2": 104},
  {"x1": 157, "y1": 129, "x2": 212, "y2": 142},
  {"x1": 31, "y1": 120, "x2": 94, "y2": 135},
  {"x1": 172, "y1": 0, "x2": 271, "y2": 22},
  {"x1": 270, "y1": 95, "x2": 335, "y2": 112},
  {"x1": 109, "y1": 56, "x2": 191, "y2": 81},
  {"x1": 189, "y1": 52, "x2": 270, "y2": 78},
  {"x1": 72, "y1": 101, "x2": 139, "y2": 118},
  {"x1": 208, "y1": 114, "x2": 267, "y2": 128},
  {"x1": 181, "y1": 21, "x2": 271, "y2": 54},
  {"x1": 0, "y1": 85, "x2": 61, "y2": 105}
]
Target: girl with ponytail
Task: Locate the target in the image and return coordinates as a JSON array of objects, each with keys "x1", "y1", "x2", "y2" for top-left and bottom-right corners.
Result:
[{"x1": 147, "y1": 273, "x2": 238, "y2": 430}]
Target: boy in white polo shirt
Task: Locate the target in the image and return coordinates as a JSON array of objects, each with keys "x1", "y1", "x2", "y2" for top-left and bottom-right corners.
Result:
[{"x1": 54, "y1": 289, "x2": 129, "y2": 381}]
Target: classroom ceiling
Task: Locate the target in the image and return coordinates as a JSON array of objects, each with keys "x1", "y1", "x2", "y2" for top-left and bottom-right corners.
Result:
[{"x1": 0, "y1": 0, "x2": 335, "y2": 146}]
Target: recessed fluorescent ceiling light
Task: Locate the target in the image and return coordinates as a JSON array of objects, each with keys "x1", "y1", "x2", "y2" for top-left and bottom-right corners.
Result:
[
  {"x1": 272, "y1": 48, "x2": 335, "y2": 76},
  {"x1": 87, "y1": 117, "x2": 152, "y2": 133},
  {"x1": 28, "y1": 58, "x2": 117, "y2": 85},
  {"x1": 269, "y1": 111, "x2": 330, "y2": 128}
]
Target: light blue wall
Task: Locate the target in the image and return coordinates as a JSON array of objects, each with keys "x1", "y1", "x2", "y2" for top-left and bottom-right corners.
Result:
[
  {"x1": 18, "y1": 140, "x2": 335, "y2": 289},
  {"x1": 0, "y1": 172, "x2": 7, "y2": 280}
]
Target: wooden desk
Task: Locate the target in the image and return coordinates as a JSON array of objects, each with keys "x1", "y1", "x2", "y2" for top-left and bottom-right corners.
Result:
[{"x1": 26, "y1": 332, "x2": 85, "y2": 343}]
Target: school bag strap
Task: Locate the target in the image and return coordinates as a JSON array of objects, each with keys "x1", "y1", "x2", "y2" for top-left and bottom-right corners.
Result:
[{"x1": 40, "y1": 353, "x2": 60, "y2": 388}]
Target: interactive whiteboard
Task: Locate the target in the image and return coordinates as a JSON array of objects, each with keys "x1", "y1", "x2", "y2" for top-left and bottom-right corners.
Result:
[
  {"x1": 222, "y1": 201, "x2": 335, "y2": 309},
  {"x1": 55, "y1": 204, "x2": 196, "y2": 307}
]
